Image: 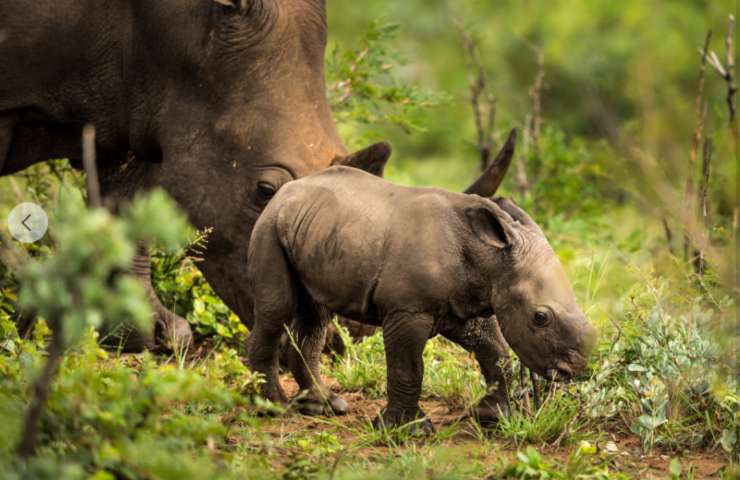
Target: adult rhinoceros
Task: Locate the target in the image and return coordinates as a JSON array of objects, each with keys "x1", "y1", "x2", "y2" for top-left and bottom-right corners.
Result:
[{"x1": 0, "y1": 0, "x2": 391, "y2": 347}]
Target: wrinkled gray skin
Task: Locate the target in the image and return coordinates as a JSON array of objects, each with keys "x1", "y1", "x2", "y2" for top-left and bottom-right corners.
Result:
[
  {"x1": 247, "y1": 133, "x2": 598, "y2": 432},
  {"x1": 0, "y1": 0, "x2": 389, "y2": 348}
]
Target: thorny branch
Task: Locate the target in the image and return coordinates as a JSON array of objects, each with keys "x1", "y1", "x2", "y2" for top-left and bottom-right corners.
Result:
[
  {"x1": 457, "y1": 25, "x2": 497, "y2": 171},
  {"x1": 17, "y1": 316, "x2": 64, "y2": 457},
  {"x1": 682, "y1": 31, "x2": 711, "y2": 262},
  {"x1": 695, "y1": 138, "x2": 712, "y2": 276},
  {"x1": 517, "y1": 44, "x2": 545, "y2": 200},
  {"x1": 706, "y1": 14, "x2": 736, "y2": 125},
  {"x1": 332, "y1": 47, "x2": 371, "y2": 105}
]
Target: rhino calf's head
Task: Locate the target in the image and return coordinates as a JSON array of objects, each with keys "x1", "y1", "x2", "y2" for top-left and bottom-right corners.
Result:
[{"x1": 463, "y1": 130, "x2": 598, "y2": 381}]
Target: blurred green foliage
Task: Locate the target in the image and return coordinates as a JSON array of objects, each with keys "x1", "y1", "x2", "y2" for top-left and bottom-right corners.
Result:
[{"x1": 0, "y1": 0, "x2": 738, "y2": 478}]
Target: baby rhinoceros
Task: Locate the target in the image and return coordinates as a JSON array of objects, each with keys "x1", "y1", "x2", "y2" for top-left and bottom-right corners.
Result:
[{"x1": 246, "y1": 133, "x2": 597, "y2": 433}]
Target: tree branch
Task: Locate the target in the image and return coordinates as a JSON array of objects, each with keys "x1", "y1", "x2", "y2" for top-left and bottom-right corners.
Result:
[
  {"x1": 457, "y1": 25, "x2": 497, "y2": 171},
  {"x1": 695, "y1": 138, "x2": 712, "y2": 276},
  {"x1": 683, "y1": 31, "x2": 712, "y2": 261},
  {"x1": 17, "y1": 318, "x2": 64, "y2": 457}
]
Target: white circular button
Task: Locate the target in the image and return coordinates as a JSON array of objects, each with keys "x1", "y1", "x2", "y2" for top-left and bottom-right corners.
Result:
[{"x1": 7, "y1": 203, "x2": 48, "y2": 243}]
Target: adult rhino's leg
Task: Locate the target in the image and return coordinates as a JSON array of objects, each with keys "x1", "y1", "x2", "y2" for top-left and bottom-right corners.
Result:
[
  {"x1": 0, "y1": 113, "x2": 18, "y2": 172},
  {"x1": 129, "y1": 247, "x2": 193, "y2": 351},
  {"x1": 286, "y1": 299, "x2": 348, "y2": 416},
  {"x1": 441, "y1": 316, "x2": 512, "y2": 425},
  {"x1": 98, "y1": 160, "x2": 193, "y2": 352},
  {"x1": 375, "y1": 312, "x2": 435, "y2": 434},
  {"x1": 0, "y1": 117, "x2": 80, "y2": 175},
  {"x1": 340, "y1": 316, "x2": 378, "y2": 341}
]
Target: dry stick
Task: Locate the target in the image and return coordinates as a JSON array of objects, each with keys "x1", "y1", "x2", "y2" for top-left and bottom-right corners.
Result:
[
  {"x1": 707, "y1": 15, "x2": 737, "y2": 167},
  {"x1": 518, "y1": 363, "x2": 531, "y2": 416},
  {"x1": 458, "y1": 26, "x2": 497, "y2": 170},
  {"x1": 82, "y1": 124, "x2": 101, "y2": 208},
  {"x1": 696, "y1": 138, "x2": 713, "y2": 276},
  {"x1": 725, "y1": 15, "x2": 736, "y2": 125},
  {"x1": 17, "y1": 316, "x2": 64, "y2": 457},
  {"x1": 517, "y1": 115, "x2": 532, "y2": 201},
  {"x1": 528, "y1": 46, "x2": 545, "y2": 163},
  {"x1": 683, "y1": 31, "x2": 712, "y2": 262},
  {"x1": 529, "y1": 369, "x2": 541, "y2": 410},
  {"x1": 707, "y1": 14, "x2": 737, "y2": 124},
  {"x1": 662, "y1": 216, "x2": 675, "y2": 254},
  {"x1": 516, "y1": 46, "x2": 544, "y2": 201}
]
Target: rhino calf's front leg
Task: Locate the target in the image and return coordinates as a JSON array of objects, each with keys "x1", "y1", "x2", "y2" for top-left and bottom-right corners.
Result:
[
  {"x1": 441, "y1": 315, "x2": 512, "y2": 425},
  {"x1": 375, "y1": 312, "x2": 435, "y2": 434}
]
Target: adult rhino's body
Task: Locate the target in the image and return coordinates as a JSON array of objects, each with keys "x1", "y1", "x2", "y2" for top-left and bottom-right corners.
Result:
[{"x1": 0, "y1": 0, "x2": 388, "y2": 346}]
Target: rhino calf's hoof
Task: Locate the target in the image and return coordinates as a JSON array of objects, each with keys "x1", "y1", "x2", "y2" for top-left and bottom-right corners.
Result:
[
  {"x1": 295, "y1": 390, "x2": 348, "y2": 416},
  {"x1": 372, "y1": 409, "x2": 435, "y2": 436},
  {"x1": 471, "y1": 396, "x2": 510, "y2": 427}
]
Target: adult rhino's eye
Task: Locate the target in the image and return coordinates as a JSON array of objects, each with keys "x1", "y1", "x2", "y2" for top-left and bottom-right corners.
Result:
[
  {"x1": 533, "y1": 311, "x2": 550, "y2": 327},
  {"x1": 256, "y1": 182, "x2": 277, "y2": 202}
]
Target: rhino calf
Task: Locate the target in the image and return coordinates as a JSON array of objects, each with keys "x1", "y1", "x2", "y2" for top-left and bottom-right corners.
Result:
[{"x1": 246, "y1": 132, "x2": 597, "y2": 432}]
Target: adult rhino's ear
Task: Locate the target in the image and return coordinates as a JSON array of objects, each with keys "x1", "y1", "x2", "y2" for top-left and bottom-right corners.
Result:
[
  {"x1": 465, "y1": 204, "x2": 513, "y2": 249},
  {"x1": 333, "y1": 142, "x2": 392, "y2": 177},
  {"x1": 464, "y1": 128, "x2": 517, "y2": 197}
]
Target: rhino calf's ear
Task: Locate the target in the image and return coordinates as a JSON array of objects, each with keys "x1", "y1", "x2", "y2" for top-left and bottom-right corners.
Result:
[
  {"x1": 466, "y1": 206, "x2": 511, "y2": 249},
  {"x1": 334, "y1": 142, "x2": 392, "y2": 177}
]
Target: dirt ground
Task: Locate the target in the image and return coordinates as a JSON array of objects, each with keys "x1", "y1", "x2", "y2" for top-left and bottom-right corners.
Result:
[{"x1": 243, "y1": 376, "x2": 731, "y2": 479}]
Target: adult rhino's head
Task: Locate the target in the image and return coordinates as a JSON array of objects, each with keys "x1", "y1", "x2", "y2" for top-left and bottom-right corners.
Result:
[
  {"x1": 463, "y1": 130, "x2": 597, "y2": 381},
  {"x1": 128, "y1": 0, "x2": 390, "y2": 323}
]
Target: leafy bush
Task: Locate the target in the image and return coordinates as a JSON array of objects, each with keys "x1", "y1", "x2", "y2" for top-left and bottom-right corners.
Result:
[
  {"x1": 326, "y1": 19, "x2": 445, "y2": 148},
  {"x1": 151, "y1": 233, "x2": 247, "y2": 343},
  {"x1": 0, "y1": 327, "x2": 258, "y2": 480},
  {"x1": 574, "y1": 268, "x2": 738, "y2": 456}
]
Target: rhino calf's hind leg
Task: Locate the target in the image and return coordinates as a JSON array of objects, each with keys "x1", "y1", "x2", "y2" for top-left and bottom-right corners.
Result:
[
  {"x1": 441, "y1": 316, "x2": 512, "y2": 425},
  {"x1": 285, "y1": 300, "x2": 348, "y2": 415},
  {"x1": 246, "y1": 226, "x2": 302, "y2": 407}
]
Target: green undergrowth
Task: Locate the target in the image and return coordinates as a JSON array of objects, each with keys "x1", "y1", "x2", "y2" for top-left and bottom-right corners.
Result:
[{"x1": 0, "y1": 220, "x2": 736, "y2": 479}]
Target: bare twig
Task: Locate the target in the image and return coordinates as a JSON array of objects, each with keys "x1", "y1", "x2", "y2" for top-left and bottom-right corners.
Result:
[
  {"x1": 662, "y1": 216, "x2": 675, "y2": 254},
  {"x1": 82, "y1": 124, "x2": 101, "y2": 208},
  {"x1": 696, "y1": 138, "x2": 713, "y2": 276},
  {"x1": 516, "y1": 45, "x2": 545, "y2": 201},
  {"x1": 726, "y1": 15, "x2": 736, "y2": 124},
  {"x1": 527, "y1": 46, "x2": 545, "y2": 162},
  {"x1": 529, "y1": 369, "x2": 541, "y2": 410},
  {"x1": 518, "y1": 362, "x2": 531, "y2": 416},
  {"x1": 683, "y1": 31, "x2": 712, "y2": 261},
  {"x1": 17, "y1": 318, "x2": 64, "y2": 457},
  {"x1": 457, "y1": 25, "x2": 497, "y2": 171},
  {"x1": 708, "y1": 15, "x2": 737, "y2": 125}
]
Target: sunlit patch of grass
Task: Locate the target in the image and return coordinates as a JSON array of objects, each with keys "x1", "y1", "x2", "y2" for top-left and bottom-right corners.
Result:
[
  {"x1": 422, "y1": 337, "x2": 486, "y2": 411},
  {"x1": 327, "y1": 326, "x2": 386, "y2": 397},
  {"x1": 495, "y1": 387, "x2": 586, "y2": 447}
]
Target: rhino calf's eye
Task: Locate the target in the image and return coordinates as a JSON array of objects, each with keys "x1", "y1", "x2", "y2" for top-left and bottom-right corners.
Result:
[{"x1": 533, "y1": 311, "x2": 550, "y2": 327}]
